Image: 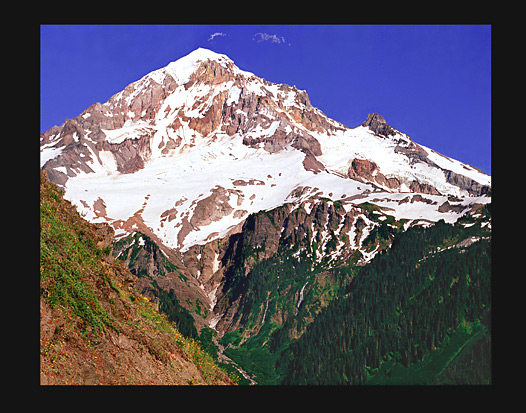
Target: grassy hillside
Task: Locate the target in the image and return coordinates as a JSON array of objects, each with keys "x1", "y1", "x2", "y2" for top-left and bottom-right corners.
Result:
[{"x1": 40, "y1": 170, "x2": 235, "y2": 385}]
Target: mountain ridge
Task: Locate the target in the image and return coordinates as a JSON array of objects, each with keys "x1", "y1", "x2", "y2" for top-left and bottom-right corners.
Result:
[{"x1": 40, "y1": 48, "x2": 490, "y2": 255}]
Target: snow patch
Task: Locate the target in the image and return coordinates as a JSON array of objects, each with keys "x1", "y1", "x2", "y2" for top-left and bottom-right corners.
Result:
[
  {"x1": 226, "y1": 85, "x2": 242, "y2": 105},
  {"x1": 40, "y1": 146, "x2": 64, "y2": 167}
]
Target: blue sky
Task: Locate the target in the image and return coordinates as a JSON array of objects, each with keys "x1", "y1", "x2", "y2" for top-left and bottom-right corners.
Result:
[{"x1": 40, "y1": 25, "x2": 491, "y2": 174}]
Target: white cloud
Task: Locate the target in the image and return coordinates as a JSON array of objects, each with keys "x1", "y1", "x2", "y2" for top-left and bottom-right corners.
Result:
[
  {"x1": 208, "y1": 32, "x2": 227, "y2": 42},
  {"x1": 253, "y1": 32, "x2": 290, "y2": 45}
]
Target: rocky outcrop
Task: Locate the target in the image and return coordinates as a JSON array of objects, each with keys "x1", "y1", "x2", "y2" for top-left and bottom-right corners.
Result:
[
  {"x1": 443, "y1": 169, "x2": 490, "y2": 196},
  {"x1": 114, "y1": 73, "x2": 180, "y2": 123},
  {"x1": 187, "y1": 58, "x2": 237, "y2": 88},
  {"x1": 302, "y1": 151, "x2": 325, "y2": 173},
  {"x1": 409, "y1": 180, "x2": 441, "y2": 195},
  {"x1": 393, "y1": 137, "x2": 430, "y2": 164},
  {"x1": 362, "y1": 113, "x2": 396, "y2": 137},
  {"x1": 347, "y1": 158, "x2": 401, "y2": 191},
  {"x1": 438, "y1": 200, "x2": 468, "y2": 213},
  {"x1": 348, "y1": 158, "x2": 380, "y2": 182},
  {"x1": 186, "y1": 186, "x2": 248, "y2": 235},
  {"x1": 106, "y1": 134, "x2": 153, "y2": 174},
  {"x1": 347, "y1": 157, "x2": 446, "y2": 195},
  {"x1": 226, "y1": 82, "x2": 326, "y2": 163}
]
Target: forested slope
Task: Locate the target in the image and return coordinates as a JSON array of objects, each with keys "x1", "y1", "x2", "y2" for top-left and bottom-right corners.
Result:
[{"x1": 280, "y1": 211, "x2": 491, "y2": 384}]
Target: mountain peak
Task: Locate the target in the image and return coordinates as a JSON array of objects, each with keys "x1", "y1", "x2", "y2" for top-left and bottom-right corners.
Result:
[
  {"x1": 170, "y1": 48, "x2": 233, "y2": 68},
  {"x1": 149, "y1": 48, "x2": 237, "y2": 86},
  {"x1": 186, "y1": 47, "x2": 230, "y2": 61},
  {"x1": 363, "y1": 112, "x2": 386, "y2": 125},
  {"x1": 361, "y1": 112, "x2": 396, "y2": 137},
  {"x1": 41, "y1": 50, "x2": 491, "y2": 253}
]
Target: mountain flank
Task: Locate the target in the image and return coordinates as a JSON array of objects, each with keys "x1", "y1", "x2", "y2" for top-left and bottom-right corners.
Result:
[{"x1": 40, "y1": 170, "x2": 235, "y2": 385}]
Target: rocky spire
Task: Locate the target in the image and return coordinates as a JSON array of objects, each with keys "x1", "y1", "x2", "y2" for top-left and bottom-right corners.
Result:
[{"x1": 361, "y1": 113, "x2": 396, "y2": 137}]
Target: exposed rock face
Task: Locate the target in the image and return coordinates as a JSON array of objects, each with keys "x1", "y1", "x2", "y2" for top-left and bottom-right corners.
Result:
[
  {"x1": 106, "y1": 134, "x2": 153, "y2": 174},
  {"x1": 347, "y1": 157, "x2": 445, "y2": 195},
  {"x1": 409, "y1": 180, "x2": 442, "y2": 195},
  {"x1": 226, "y1": 82, "x2": 329, "y2": 163},
  {"x1": 362, "y1": 112, "x2": 396, "y2": 137},
  {"x1": 348, "y1": 158, "x2": 404, "y2": 191},
  {"x1": 201, "y1": 198, "x2": 389, "y2": 336},
  {"x1": 302, "y1": 151, "x2": 325, "y2": 173},
  {"x1": 443, "y1": 169, "x2": 491, "y2": 196},
  {"x1": 43, "y1": 55, "x2": 334, "y2": 186},
  {"x1": 438, "y1": 200, "x2": 468, "y2": 213},
  {"x1": 190, "y1": 186, "x2": 235, "y2": 228},
  {"x1": 348, "y1": 158, "x2": 380, "y2": 182},
  {"x1": 393, "y1": 137, "x2": 430, "y2": 163}
]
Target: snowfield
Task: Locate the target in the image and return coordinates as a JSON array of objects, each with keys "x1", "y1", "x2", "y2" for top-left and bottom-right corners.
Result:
[
  {"x1": 64, "y1": 126, "x2": 490, "y2": 252},
  {"x1": 65, "y1": 132, "x2": 373, "y2": 251}
]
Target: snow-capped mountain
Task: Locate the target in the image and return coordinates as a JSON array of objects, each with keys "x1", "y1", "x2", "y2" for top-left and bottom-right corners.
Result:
[{"x1": 40, "y1": 48, "x2": 491, "y2": 255}]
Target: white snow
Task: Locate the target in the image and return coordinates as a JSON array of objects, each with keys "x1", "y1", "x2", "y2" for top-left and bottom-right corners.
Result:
[
  {"x1": 283, "y1": 91, "x2": 296, "y2": 107},
  {"x1": 65, "y1": 130, "x2": 374, "y2": 251},
  {"x1": 101, "y1": 121, "x2": 154, "y2": 144},
  {"x1": 49, "y1": 48, "x2": 491, "y2": 256},
  {"x1": 40, "y1": 145, "x2": 64, "y2": 167},
  {"x1": 163, "y1": 48, "x2": 231, "y2": 84},
  {"x1": 315, "y1": 125, "x2": 490, "y2": 197},
  {"x1": 226, "y1": 85, "x2": 242, "y2": 105},
  {"x1": 295, "y1": 282, "x2": 308, "y2": 316},
  {"x1": 424, "y1": 145, "x2": 491, "y2": 187}
]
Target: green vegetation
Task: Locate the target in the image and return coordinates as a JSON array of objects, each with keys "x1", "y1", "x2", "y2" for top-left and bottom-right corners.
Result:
[
  {"x1": 281, "y1": 218, "x2": 491, "y2": 385},
  {"x1": 215, "y1": 202, "x2": 491, "y2": 385},
  {"x1": 43, "y1": 170, "x2": 490, "y2": 385},
  {"x1": 357, "y1": 201, "x2": 384, "y2": 214},
  {"x1": 362, "y1": 221, "x2": 397, "y2": 252},
  {"x1": 40, "y1": 171, "x2": 236, "y2": 384},
  {"x1": 40, "y1": 173, "x2": 117, "y2": 338},
  {"x1": 150, "y1": 280, "x2": 198, "y2": 339},
  {"x1": 217, "y1": 227, "x2": 354, "y2": 384},
  {"x1": 114, "y1": 230, "x2": 204, "y2": 339},
  {"x1": 114, "y1": 231, "x2": 180, "y2": 278},
  {"x1": 366, "y1": 320, "x2": 489, "y2": 384},
  {"x1": 223, "y1": 323, "x2": 281, "y2": 385}
]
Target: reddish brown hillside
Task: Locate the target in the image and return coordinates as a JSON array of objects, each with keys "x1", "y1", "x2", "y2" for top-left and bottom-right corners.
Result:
[{"x1": 40, "y1": 170, "x2": 235, "y2": 385}]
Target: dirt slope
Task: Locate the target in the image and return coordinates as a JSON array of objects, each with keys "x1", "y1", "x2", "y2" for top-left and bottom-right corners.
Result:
[{"x1": 40, "y1": 170, "x2": 235, "y2": 385}]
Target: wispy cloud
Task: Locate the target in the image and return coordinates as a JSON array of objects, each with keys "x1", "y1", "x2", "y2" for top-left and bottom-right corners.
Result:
[
  {"x1": 253, "y1": 32, "x2": 291, "y2": 46},
  {"x1": 208, "y1": 32, "x2": 227, "y2": 42}
]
